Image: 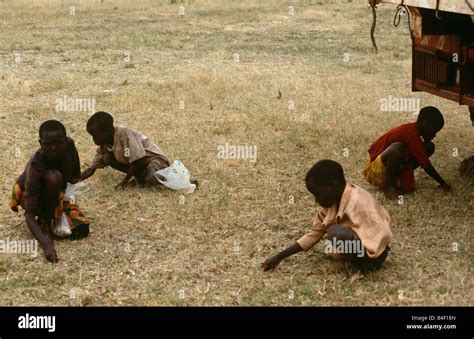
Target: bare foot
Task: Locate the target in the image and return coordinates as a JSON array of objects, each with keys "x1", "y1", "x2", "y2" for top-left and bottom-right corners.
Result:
[
  {"x1": 382, "y1": 186, "x2": 401, "y2": 200},
  {"x1": 191, "y1": 179, "x2": 199, "y2": 191},
  {"x1": 128, "y1": 178, "x2": 138, "y2": 187}
]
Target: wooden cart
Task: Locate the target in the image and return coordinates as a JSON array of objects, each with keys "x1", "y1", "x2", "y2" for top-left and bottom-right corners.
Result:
[{"x1": 371, "y1": 0, "x2": 474, "y2": 122}]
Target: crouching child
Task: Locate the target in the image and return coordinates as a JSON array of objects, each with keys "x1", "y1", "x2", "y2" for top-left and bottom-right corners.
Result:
[
  {"x1": 262, "y1": 160, "x2": 393, "y2": 273},
  {"x1": 80, "y1": 111, "x2": 172, "y2": 189},
  {"x1": 9, "y1": 120, "x2": 90, "y2": 263},
  {"x1": 363, "y1": 106, "x2": 451, "y2": 199}
]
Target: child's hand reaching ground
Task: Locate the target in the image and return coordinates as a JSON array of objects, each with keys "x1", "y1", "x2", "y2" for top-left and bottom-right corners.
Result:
[
  {"x1": 115, "y1": 180, "x2": 129, "y2": 190},
  {"x1": 261, "y1": 243, "x2": 302, "y2": 271},
  {"x1": 44, "y1": 243, "x2": 58, "y2": 263},
  {"x1": 439, "y1": 183, "x2": 452, "y2": 192},
  {"x1": 261, "y1": 255, "x2": 282, "y2": 271}
]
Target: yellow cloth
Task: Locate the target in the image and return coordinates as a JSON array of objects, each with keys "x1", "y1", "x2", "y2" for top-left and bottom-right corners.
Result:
[
  {"x1": 297, "y1": 184, "x2": 393, "y2": 259},
  {"x1": 9, "y1": 181, "x2": 89, "y2": 230},
  {"x1": 362, "y1": 154, "x2": 386, "y2": 187}
]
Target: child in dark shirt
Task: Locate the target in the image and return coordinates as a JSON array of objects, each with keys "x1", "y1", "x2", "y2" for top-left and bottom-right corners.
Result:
[{"x1": 9, "y1": 120, "x2": 90, "y2": 263}]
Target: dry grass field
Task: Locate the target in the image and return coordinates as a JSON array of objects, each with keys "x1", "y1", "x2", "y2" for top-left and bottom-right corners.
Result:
[{"x1": 0, "y1": 0, "x2": 472, "y2": 306}]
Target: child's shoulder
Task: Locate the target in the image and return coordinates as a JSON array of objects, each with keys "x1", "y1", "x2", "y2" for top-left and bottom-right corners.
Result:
[
  {"x1": 29, "y1": 148, "x2": 45, "y2": 163},
  {"x1": 350, "y1": 183, "x2": 373, "y2": 197},
  {"x1": 386, "y1": 121, "x2": 416, "y2": 134},
  {"x1": 26, "y1": 149, "x2": 48, "y2": 173},
  {"x1": 115, "y1": 124, "x2": 135, "y2": 135},
  {"x1": 115, "y1": 125, "x2": 147, "y2": 139},
  {"x1": 400, "y1": 121, "x2": 417, "y2": 129},
  {"x1": 349, "y1": 184, "x2": 391, "y2": 223},
  {"x1": 376, "y1": 122, "x2": 418, "y2": 143},
  {"x1": 348, "y1": 184, "x2": 384, "y2": 208},
  {"x1": 65, "y1": 136, "x2": 79, "y2": 151},
  {"x1": 65, "y1": 136, "x2": 76, "y2": 146}
]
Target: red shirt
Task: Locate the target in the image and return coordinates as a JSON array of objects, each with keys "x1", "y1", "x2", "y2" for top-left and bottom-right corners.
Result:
[{"x1": 368, "y1": 122, "x2": 431, "y2": 192}]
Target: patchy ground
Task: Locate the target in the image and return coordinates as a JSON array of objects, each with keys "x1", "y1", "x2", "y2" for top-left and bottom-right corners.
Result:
[{"x1": 0, "y1": 0, "x2": 472, "y2": 306}]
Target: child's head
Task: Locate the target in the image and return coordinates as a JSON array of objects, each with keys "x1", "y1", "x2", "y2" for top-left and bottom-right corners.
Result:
[
  {"x1": 416, "y1": 106, "x2": 444, "y2": 141},
  {"x1": 39, "y1": 120, "x2": 67, "y2": 160},
  {"x1": 86, "y1": 111, "x2": 114, "y2": 146},
  {"x1": 305, "y1": 160, "x2": 346, "y2": 208}
]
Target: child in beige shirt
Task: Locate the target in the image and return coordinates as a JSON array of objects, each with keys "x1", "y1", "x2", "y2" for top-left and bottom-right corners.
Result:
[
  {"x1": 80, "y1": 111, "x2": 171, "y2": 189},
  {"x1": 262, "y1": 160, "x2": 393, "y2": 273}
]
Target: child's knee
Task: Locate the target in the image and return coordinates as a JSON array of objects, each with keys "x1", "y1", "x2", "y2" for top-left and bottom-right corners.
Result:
[
  {"x1": 327, "y1": 224, "x2": 356, "y2": 242},
  {"x1": 388, "y1": 142, "x2": 405, "y2": 159},
  {"x1": 381, "y1": 142, "x2": 405, "y2": 166},
  {"x1": 145, "y1": 163, "x2": 162, "y2": 186},
  {"x1": 145, "y1": 172, "x2": 159, "y2": 186},
  {"x1": 43, "y1": 170, "x2": 62, "y2": 188}
]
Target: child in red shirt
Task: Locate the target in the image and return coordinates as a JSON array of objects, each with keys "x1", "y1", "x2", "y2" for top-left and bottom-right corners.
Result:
[{"x1": 363, "y1": 106, "x2": 452, "y2": 199}]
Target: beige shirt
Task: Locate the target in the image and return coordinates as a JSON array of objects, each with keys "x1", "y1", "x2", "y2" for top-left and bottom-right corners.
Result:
[
  {"x1": 90, "y1": 125, "x2": 168, "y2": 169},
  {"x1": 297, "y1": 183, "x2": 393, "y2": 258}
]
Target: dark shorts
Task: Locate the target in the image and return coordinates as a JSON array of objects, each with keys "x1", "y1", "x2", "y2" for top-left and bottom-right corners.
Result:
[
  {"x1": 70, "y1": 223, "x2": 90, "y2": 240},
  {"x1": 133, "y1": 157, "x2": 169, "y2": 186},
  {"x1": 349, "y1": 246, "x2": 390, "y2": 273},
  {"x1": 327, "y1": 224, "x2": 390, "y2": 273}
]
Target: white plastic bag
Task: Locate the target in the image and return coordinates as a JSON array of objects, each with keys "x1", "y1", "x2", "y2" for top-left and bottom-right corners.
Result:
[
  {"x1": 154, "y1": 160, "x2": 196, "y2": 194},
  {"x1": 52, "y1": 212, "x2": 72, "y2": 237},
  {"x1": 64, "y1": 181, "x2": 88, "y2": 203},
  {"x1": 51, "y1": 182, "x2": 88, "y2": 238}
]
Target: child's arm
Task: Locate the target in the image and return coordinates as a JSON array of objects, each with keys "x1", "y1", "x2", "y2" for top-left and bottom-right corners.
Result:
[
  {"x1": 116, "y1": 165, "x2": 134, "y2": 190},
  {"x1": 261, "y1": 243, "x2": 303, "y2": 271},
  {"x1": 25, "y1": 212, "x2": 58, "y2": 263},
  {"x1": 406, "y1": 136, "x2": 452, "y2": 192},
  {"x1": 70, "y1": 138, "x2": 82, "y2": 183},
  {"x1": 80, "y1": 167, "x2": 96, "y2": 181},
  {"x1": 424, "y1": 166, "x2": 452, "y2": 191},
  {"x1": 262, "y1": 209, "x2": 327, "y2": 271},
  {"x1": 81, "y1": 147, "x2": 111, "y2": 181}
]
